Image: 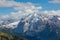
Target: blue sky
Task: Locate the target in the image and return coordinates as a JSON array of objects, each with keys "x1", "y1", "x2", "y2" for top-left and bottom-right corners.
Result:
[
  {"x1": 15, "y1": 0, "x2": 48, "y2": 3},
  {"x1": 15, "y1": 0, "x2": 60, "y2": 10},
  {"x1": 0, "y1": 0, "x2": 60, "y2": 15}
]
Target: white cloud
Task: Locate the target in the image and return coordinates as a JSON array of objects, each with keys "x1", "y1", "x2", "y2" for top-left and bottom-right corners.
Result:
[
  {"x1": 1, "y1": 10, "x2": 60, "y2": 22},
  {"x1": 0, "y1": 0, "x2": 42, "y2": 21},
  {"x1": 0, "y1": 0, "x2": 42, "y2": 11},
  {"x1": 0, "y1": 0, "x2": 60, "y2": 23},
  {"x1": 0, "y1": 0, "x2": 19, "y2": 7},
  {"x1": 43, "y1": 10, "x2": 60, "y2": 16},
  {"x1": 49, "y1": 0, "x2": 60, "y2": 3}
]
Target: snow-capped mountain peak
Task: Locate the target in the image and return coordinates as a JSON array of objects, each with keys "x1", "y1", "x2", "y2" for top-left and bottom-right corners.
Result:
[{"x1": 0, "y1": 21, "x2": 20, "y2": 29}]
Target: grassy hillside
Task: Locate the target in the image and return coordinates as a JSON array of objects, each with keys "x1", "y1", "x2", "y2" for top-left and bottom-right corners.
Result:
[
  {"x1": 0, "y1": 32, "x2": 27, "y2": 40},
  {"x1": 0, "y1": 32, "x2": 13, "y2": 40}
]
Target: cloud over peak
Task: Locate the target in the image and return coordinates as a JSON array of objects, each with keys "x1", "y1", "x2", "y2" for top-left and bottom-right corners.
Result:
[
  {"x1": 49, "y1": 0, "x2": 60, "y2": 3},
  {"x1": 0, "y1": 0, "x2": 42, "y2": 10},
  {"x1": 0, "y1": 0, "x2": 60, "y2": 23},
  {"x1": 0, "y1": 0, "x2": 42, "y2": 22},
  {"x1": 43, "y1": 10, "x2": 60, "y2": 16}
]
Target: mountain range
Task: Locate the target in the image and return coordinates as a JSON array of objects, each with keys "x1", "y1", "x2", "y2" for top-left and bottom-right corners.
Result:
[{"x1": 0, "y1": 13, "x2": 60, "y2": 40}]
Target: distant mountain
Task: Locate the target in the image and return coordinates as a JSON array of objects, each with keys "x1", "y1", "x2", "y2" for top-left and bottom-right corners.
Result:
[
  {"x1": 0, "y1": 13, "x2": 60, "y2": 40},
  {"x1": 0, "y1": 21, "x2": 19, "y2": 29},
  {"x1": 12, "y1": 13, "x2": 60, "y2": 40}
]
